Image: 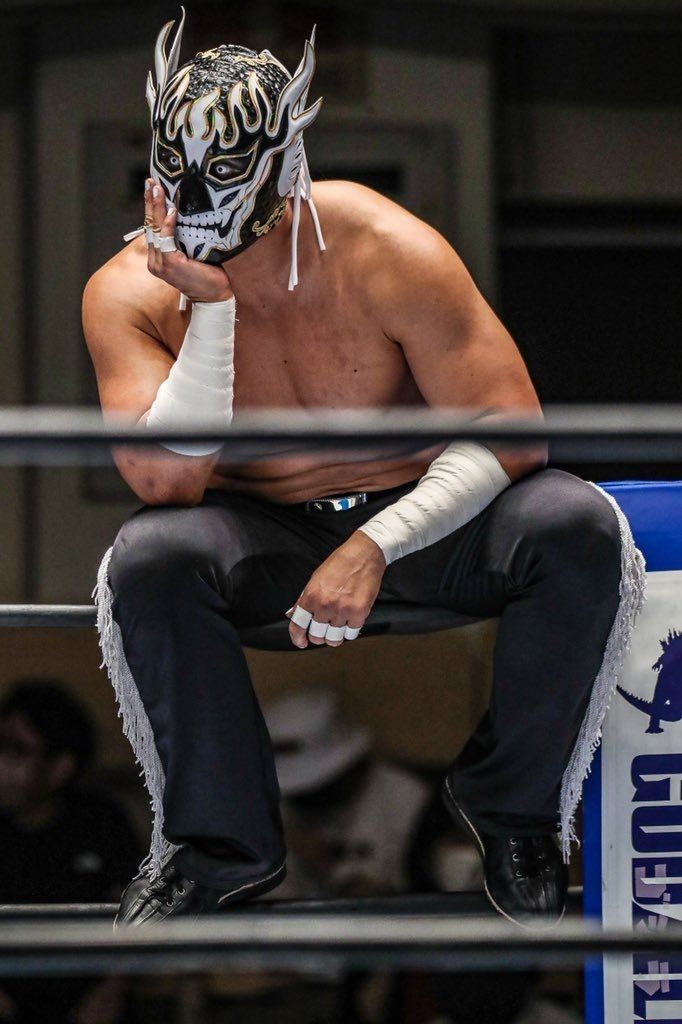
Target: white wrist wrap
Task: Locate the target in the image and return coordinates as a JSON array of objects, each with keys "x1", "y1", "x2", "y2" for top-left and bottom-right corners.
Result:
[
  {"x1": 358, "y1": 441, "x2": 511, "y2": 565},
  {"x1": 146, "y1": 297, "x2": 236, "y2": 456}
]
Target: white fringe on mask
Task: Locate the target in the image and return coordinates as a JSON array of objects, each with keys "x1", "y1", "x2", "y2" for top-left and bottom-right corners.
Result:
[
  {"x1": 558, "y1": 483, "x2": 647, "y2": 862},
  {"x1": 92, "y1": 545, "x2": 181, "y2": 880}
]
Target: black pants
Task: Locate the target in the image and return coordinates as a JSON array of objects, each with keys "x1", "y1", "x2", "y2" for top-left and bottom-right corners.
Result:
[{"x1": 108, "y1": 468, "x2": 622, "y2": 889}]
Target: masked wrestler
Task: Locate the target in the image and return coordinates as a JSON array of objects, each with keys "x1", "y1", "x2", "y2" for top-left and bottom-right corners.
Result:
[{"x1": 83, "y1": 10, "x2": 644, "y2": 929}]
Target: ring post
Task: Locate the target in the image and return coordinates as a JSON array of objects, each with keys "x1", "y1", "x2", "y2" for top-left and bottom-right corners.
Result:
[{"x1": 584, "y1": 481, "x2": 682, "y2": 1023}]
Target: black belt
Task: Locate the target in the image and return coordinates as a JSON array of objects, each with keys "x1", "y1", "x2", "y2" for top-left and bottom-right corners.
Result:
[{"x1": 304, "y1": 492, "x2": 368, "y2": 513}]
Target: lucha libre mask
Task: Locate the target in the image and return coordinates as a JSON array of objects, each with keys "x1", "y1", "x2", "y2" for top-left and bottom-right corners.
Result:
[{"x1": 128, "y1": 8, "x2": 325, "y2": 290}]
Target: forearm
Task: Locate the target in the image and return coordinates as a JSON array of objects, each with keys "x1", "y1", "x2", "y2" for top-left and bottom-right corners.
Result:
[
  {"x1": 112, "y1": 417, "x2": 222, "y2": 506},
  {"x1": 114, "y1": 298, "x2": 235, "y2": 506},
  {"x1": 357, "y1": 439, "x2": 513, "y2": 565},
  {"x1": 472, "y1": 408, "x2": 548, "y2": 483}
]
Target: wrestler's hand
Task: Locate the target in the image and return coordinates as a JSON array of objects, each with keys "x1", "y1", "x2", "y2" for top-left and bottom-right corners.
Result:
[
  {"x1": 286, "y1": 532, "x2": 387, "y2": 649},
  {"x1": 145, "y1": 178, "x2": 234, "y2": 303}
]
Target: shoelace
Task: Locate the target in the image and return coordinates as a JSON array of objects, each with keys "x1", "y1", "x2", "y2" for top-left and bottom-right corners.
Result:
[
  {"x1": 144, "y1": 867, "x2": 187, "y2": 908},
  {"x1": 508, "y1": 836, "x2": 554, "y2": 880}
]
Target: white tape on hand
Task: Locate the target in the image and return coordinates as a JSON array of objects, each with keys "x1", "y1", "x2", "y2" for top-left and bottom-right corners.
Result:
[
  {"x1": 325, "y1": 625, "x2": 346, "y2": 643},
  {"x1": 344, "y1": 625, "x2": 361, "y2": 641},
  {"x1": 158, "y1": 236, "x2": 177, "y2": 253},
  {"x1": 290, "y1": 605, "x2": 313, "y2": 630},
  {"x1": 308, "y1": 619, "x2": 329, "y2": 639}
]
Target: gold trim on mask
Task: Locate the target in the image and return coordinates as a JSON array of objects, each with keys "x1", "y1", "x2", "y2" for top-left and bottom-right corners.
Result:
[
  {"x1": 232, "y1": 53, "x2": 275, "y2": 68},
  {"x1": 252, "y1": 199, "x2": 287, "y2": 237}
]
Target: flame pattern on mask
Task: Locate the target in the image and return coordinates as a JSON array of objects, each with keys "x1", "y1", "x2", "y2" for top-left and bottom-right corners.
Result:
[{"x1": 145, "y1": 8, "x2": 323, "y2": 265}]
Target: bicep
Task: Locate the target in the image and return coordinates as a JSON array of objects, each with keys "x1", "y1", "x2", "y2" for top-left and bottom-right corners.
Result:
[
  {"x1": 389, "y1": 239, "x2": 540, "y2": 415},
  {"x1": 82, "y1": 277, "x2": 173, "y2": 425}
]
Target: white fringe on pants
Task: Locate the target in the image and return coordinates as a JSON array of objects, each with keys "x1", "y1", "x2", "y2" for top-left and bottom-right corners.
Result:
[
  {"x1": 558, "y1": 483, "x2": 646, "y2": 862},
  {"x1": 92, "y1": 546, "x2": 180, "y2": 879}
]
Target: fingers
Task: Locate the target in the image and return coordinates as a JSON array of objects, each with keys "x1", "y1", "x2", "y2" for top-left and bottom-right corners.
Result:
[
  {"x1": 157, "y1": 205, "x2": 179, "y2": 254},
  {"x1": 145, "y1": 179, "x2": 170, "y2": 270},
  {"x1": 150, "y1": 180, "x2": 167, "y2": 233},
  {"x1": 285, "y1": 602, "x2": 364, "y2": 649},
  {"x1": 286, "y1": 604, "x2": 312, "y2": 649},
  {"x1": 143, "y1": 180, "x2": 154, "y2": 231},
  {"x1": 145, "y1": 179, "x2": 185, "y2": 279}
]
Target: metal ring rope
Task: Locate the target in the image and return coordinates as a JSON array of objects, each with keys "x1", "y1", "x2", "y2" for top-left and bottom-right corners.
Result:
[{"x1": 0, "y1": 404, "x2": 681, "y2": 463}]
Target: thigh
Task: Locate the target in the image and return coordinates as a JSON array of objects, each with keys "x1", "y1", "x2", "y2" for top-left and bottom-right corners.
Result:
[
  {"x1": 108, "y1": 489, "x2": 333, "y2": 626},
  {"x1": 377, "y1": 468, "x2": 610, "y2": 617}
]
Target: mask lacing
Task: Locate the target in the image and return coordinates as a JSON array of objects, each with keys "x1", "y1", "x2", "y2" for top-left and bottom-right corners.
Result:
[{"x1": 288, "y1": 146, "x2": 326, "y2": 292}]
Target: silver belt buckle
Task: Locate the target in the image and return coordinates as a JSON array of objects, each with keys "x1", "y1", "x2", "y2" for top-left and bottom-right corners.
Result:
[{"x1": 306, "y1": 492, "x2": 368, "y2": 513}]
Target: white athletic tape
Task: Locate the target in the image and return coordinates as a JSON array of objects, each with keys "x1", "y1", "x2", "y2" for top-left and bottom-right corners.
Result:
[
  {"x1": 325, "y1": 625, "x2": 346, "y2": 642},
  {"x1": 308, "y1": 618, "x2": 329, "y2": 639},
  {"x1": 290, "y1": 605, "x2": 312, "y2": 630},
  {"x1": 344, "y1": 626, "x2": 361, "y2": 640},
  {"x1": 158, "y1": 236, "x2": 177, "y2": 253},
  {"x1": 122, "y1": 225, "x2": 145, "y2": 242},
  {"x1": 144, "y1": 226, "x2": 157, "y2": 245},
  {"x1": 359, "y1": 441, "x2": 510, "y2": 565},
  {"x1": 146, "y1": 298, "x2": 235, "y2": 456}
]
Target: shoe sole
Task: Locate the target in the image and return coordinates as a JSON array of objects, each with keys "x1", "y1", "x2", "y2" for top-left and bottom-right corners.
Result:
[
  {"x1": 441, "y1": 777, "x2": 565, "y2": 932},
  {"x1": 217, "y1": 861, "x2": 286, "y2": 908}
]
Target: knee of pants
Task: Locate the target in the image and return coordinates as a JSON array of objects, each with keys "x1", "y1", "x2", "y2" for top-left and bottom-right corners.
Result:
[
  {"x1": 108, "y1": 505, "x2": 236, "y2": 598},
  {"x1": 513, "y1": 470, "x2": 622, "y2": 577}
]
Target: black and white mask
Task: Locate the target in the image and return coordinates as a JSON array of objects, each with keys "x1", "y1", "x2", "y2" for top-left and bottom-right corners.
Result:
[{"x1": 142, "y1": 10, "x2": 325, "y2": 285}]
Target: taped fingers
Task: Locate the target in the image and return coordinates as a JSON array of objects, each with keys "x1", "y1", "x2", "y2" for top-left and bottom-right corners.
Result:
[
  {"x1": 288, "y1": 602, "x2": 362, "y2": 646},
  {"x1": 325, "y1": 624, "x2": 346, "y2": 643},
  {"x1": 308, "y1": 619, "x2": 329, "y2": 639},
  {"x1": 289, "y1": 604, "x2": 312, "y2": 630},
  {"x1": 158, "y1": 201, "x2": 178, "y2": 254},
  {"x1": 145, "y1": 180, "x2": 171, "y2": 253}
]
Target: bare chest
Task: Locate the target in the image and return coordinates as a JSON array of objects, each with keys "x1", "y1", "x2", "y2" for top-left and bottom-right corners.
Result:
[{"x1": 161, "y1": 294, "x2": 418, "y2": 409}]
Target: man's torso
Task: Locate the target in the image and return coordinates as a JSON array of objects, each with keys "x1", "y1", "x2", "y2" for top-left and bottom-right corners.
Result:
[{"x1": 101, "y1": 181, "x2": 449, "y2": 503}]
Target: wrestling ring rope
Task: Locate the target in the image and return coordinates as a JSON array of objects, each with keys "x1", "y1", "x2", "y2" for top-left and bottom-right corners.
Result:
[{"x1": 0, "y1": 402, "x2": 680, "y2": 975}]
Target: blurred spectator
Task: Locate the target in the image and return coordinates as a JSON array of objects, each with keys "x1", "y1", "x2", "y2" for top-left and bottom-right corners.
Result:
[
  {"x1": 0, "y1": 679, "x2": 143, "y2": 1023},
  {"x1": 266, "y1": 688, "x2": 431, "y2": 899},
  {"x1": 259, "y1": 689, "x2": 431, "y2": 1023}
]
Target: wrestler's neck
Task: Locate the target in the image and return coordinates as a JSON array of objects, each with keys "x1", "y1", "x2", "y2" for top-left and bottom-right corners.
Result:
[{"x1": 222, "y1": 199, "x2": 309, "y2": 306}]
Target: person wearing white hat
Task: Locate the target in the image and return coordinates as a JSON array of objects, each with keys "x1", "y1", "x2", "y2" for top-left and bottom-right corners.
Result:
[{"x1": 265, "y1": 689, "x2": 430, "y2": 898}]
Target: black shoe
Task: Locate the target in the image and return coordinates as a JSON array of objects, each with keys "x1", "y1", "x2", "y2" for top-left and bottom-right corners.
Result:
[
  {"x1": 441, "y1": 778, "x2": 567, "y2": 929},
  {"x1": 115, "y1": 850, "x2": 286, "y2": 928}
]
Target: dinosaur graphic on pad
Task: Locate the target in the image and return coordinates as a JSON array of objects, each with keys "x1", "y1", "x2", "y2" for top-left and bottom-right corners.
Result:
[{"x1": 618, "y1": 629, "x2": 682, "y2": 734}]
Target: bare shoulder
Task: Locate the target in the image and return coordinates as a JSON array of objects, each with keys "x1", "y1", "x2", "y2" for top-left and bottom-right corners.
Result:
[
  {"x1": 82, "y1": 239, "x2": 167, "y2": 348},
  {"x1": 312, "y1": 179, "x2": 433, "y2": 240},
  {"x1": 311, "y1": 179, "x2": 470, "y2": 307}
]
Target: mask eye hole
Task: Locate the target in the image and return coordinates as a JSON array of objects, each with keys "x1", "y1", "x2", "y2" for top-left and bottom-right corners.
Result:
[
  {"x1": 156, "y1": 142, "x2": 184, "y2": 179},
  {"x1": 205, "y1": 147, "x2": 256, "y2": 186}
]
